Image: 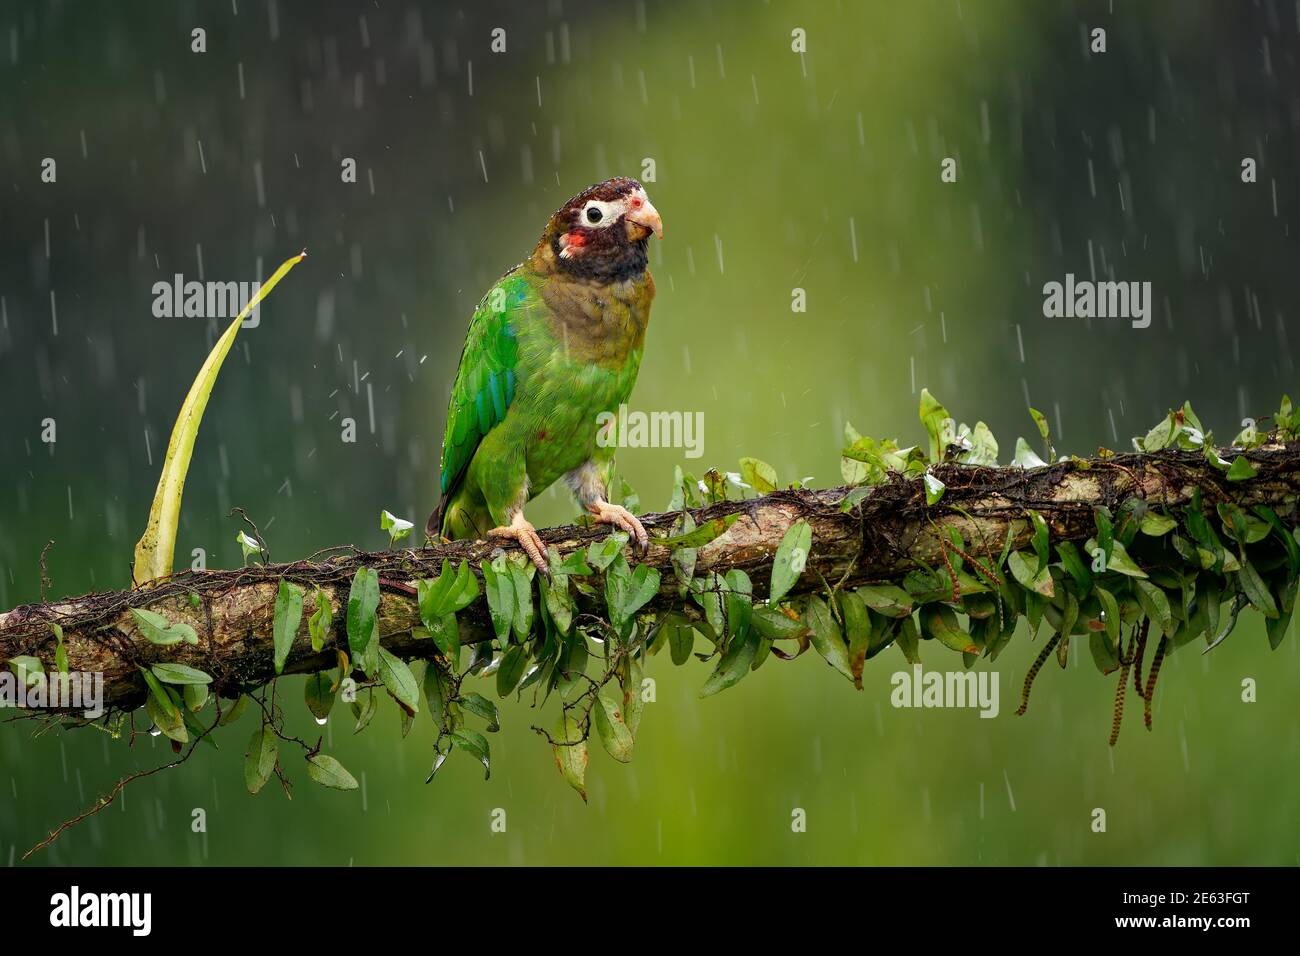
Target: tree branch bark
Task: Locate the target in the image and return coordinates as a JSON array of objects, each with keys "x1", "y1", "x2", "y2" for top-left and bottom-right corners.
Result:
[{"x1": 3, "y1": 444, "x2": 1298, "y2": 712}]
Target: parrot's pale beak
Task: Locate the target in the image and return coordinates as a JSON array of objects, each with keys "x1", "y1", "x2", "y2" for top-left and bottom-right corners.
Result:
[{"x1": 624, "y1": 199, "x2": 664, "y2": 240}]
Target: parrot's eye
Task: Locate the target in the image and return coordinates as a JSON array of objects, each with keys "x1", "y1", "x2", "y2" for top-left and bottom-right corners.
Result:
[{"x1": 586, "y1": 206, "x2": 603, "y2": 224}]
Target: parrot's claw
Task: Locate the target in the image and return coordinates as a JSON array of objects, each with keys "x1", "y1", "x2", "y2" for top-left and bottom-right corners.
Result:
[
  {"x1": 589, "y1": 500, "x2": 649, "y2": 556},
  {"x1": 488, "y1": 515, "x2": 549, "y2": 574}
]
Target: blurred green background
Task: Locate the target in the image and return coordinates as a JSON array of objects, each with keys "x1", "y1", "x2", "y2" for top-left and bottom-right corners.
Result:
[{"x1": 2, "y1": 0, "x2": 1297, "y2": 865}]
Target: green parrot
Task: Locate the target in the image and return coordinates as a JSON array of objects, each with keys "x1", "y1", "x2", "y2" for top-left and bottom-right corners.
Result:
[{"x1": 427, "y1": 176, "x2": 664, "y2": 571}]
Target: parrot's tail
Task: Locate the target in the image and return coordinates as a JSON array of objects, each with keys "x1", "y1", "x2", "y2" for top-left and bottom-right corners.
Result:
[
  {"x1": 425, "y1": 502, "x2": 447, "y2": 543},
  {"x1": 429, "y1": 487, "x2": 491, "y2": 543}
]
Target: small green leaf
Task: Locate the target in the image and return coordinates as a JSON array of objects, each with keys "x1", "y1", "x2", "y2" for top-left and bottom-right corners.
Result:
[
  {"x1": 1027, "y1": 406, "x2": 1048, "y2": 438},
  {"x1": 376, "y1": 647, "x2": 420, "y2": 712},
  {"x1": 723, "y1": 569, "x2": 754, "y2": 638},
  {"x1": 138, "y1": 665, "x2": 178, "y2": 716},
  {"x1": 621, "y1": 654, "x2": 646, "y2": 735},
  {"x1": 380, "y1": 509, "x2": 414, "y2": 544},
  {"x1": 345, "y1": 567, "x2": 380, "y2": 660},
  {"x1": 183, "y1": 682, "x2": 209, "y2": 712},
  {"x1": 1266, "y1": 578, "x2": 1296, "y2": 649},
  {"x1": 1008, "y1": 550, "x2": 1054, "y2": 597},
  {"x1": 750, "y1": 606, "x2": 809, "y2": 641},
  {"x1": 1238, "y1": 558, "x2": 1279, "y2": 618},
  {"x1": 554, "y1": 550, "x2": 593, "y2": 576},
  {"x1": 1139, "y1": 513, "x2": 1177, "y2": 536},
  {"x1": 496, "y1": 644, "x2": 528, "y2": 697},
  {"x1": 803, "y1": 595, "x2": 854, "y2": 682},
  {"x1": 1028, "y1": 407, "x2": 1054, "y2": 461},
  {"x1": 147, "y1": 688, "x2": 187, "y2": 743},
  {"x1": 449, "y1": 560, "x2": 482, "y2": 609},
  {"x1": 923, "y1": 472, "x2": 946, "y2": 505},
  {"x1": 244, "y1": 726, "x2": 278, "y2": 795},
  {"x1": 149, "y1": 662, "x2": 212, "y2": 685},
  {"x1": 450, "y1": 729, "x2": 492, "y2": 779},
  {"x1": 1055, "y1": 541, "x2": 1092, "y2": 594},
  {"x1": 1226, "y1": 455, "x2": 1258, "y2": 481},
  {"x1": 1028, "y1": 510, "x2": 1050, "y2": 571},
  {"x1": 1253, "y1": 505, "x2": 1300, "y2": 576},
  {"x1": 307, "y1": 588, "x2": 333, "y2": 652},
  {"x1": 306, "y1": 754, "x2": 359, "y2": 791},
  {"x1": 459, "y1": 692, "x2": 500, "y2": 732},
  {"x1": 7, "y1": 655, "x2": 44, "y2": 686},
  {"x1": 739, "y1": 456, "x2": 778, "y2": 494},
  {"x1": 652, "y1": 514, "x2": 738, "y2": 549},
  {"x1": 423, "y1": 663, "x2": 451, "y2": 731},
  {"x1": 1088, "y1": 631, "x2": 1119, "y2": 674},
  {"x1": 424, "y1": 612, "x2": 461, "y2": 666},
  {"x1": 219, "y1": 694, "x2": 250, "y2": 726},
  {"x1": 235, "y1": 530, "x2": 262, "y2": 562},
  {"x1": 919, "y1": 388, "x2": 951, "y2": 462},
  {"x1": 1057, "y1": 590, "x2": 1080, "y2": 646},
  {"x1": 129, "y1": 607, "x2": 198, "y2": 646},
  {"x1": 668, "y1": 622, "x2": 696, "y2": 663},
  {"x1": 769, "y1": 520, "x2": 812, "y2": 604},
  {"x1": 509, "y1": 562, "x2": 534, "y2": 640},
  {"x1": 273, "y1": 579, "x2": 304, "y2": 675},
  {"x1": 699, "y1": 628, "x2": 760, "y2": 697},
  {"x1": 592, "y1": 694, "x2": 635, "y2": 762},
  {"x1": 856, "y1": 584, "x2": 914, "y2": 618},
  {"x1": 351, "y1": 688, "x2": 378, "y2": 734},
  {"x1": 1012, "y1": 437, "x2": 1047, "y2": 468},
  {"x1": 183, "y1": 716, "x2": 220, "y2": 748},
  {"x1": 1141, "y1": 412, "x2": 1177, "y2": 452},
  {"x1": 1094, "y1": 586, "x2": 1122, "y2": 644},
  {"x1": 481, "y1": 559, "x2": 515, "y2": 640},
  {"x1": 841, "y1": 590, "x2": 872, "y2": 688},
  {"x1": 623, "y1": 564, "x2": 661, "y2": 621},
  {"x1": 895, "y1": 614, "x2": 921, "y2": 665},
  {"x1": 540, "y1": 573, "x2": 573, "y2": 636},
  {"x1": 552, "y1": 713, "x2": 587, "y2": 800},
  {"x1": 51, "y1": 623, "x2": 68, "y2": 674},
  {"x1": 962, "y1": 422, "x2": 999, "y2": 466},
  {"x1": 921, "y1": 604, "x2": 979, "y2": 654},
  {"x1": 586, "y1": 532, "x2": 629, "y2": 571},
  {"x1": 689, "y1": 573, "x2": 726, "y2": 637},
  {"x1": 418, "y1": 559, "x2": 480, "y2": 624},
  {"x1": 605, "y1": 557, "x2": 643, "y2": 629},
  {"x1": 1134, "y1": 579, "x2": 1175, "y2": 637},
  {"x1": 1104, "y1": 539, "x2": 1148, "y2": 579},
  {"x1": 839, "y1": 485, "x2": 873, "y2": 512},
  {"x1": 304, "y1": 672, "x2": 335, "y2": 722}
]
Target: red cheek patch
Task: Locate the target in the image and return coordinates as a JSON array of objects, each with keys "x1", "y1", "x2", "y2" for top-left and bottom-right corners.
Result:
[{"x1": 559, "y1": 230, "x2": 588, "y2": 259}]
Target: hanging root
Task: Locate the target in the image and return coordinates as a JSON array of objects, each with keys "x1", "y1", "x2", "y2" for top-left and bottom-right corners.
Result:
[
  {"x1": 1016, "y1": 631, "x2": 1061, "y2": 716},
  {"x1": 1131, "y1": 619, "x2": 1148, "y2": 701},
  {"x1": 935, "y1": 533, "x2": 962, "y2": 604},
  {"x1": 1143, "y1": 633, "x2": 1168, "y2": 730},
  {"x1": 1109, "y1": 629, "x2": 1133, "y2": 747}
]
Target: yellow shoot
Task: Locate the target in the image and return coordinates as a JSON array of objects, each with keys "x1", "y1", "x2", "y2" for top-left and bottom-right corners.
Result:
[{"x1": 132, "y1": 251, "x2": 307, "y2": 585}]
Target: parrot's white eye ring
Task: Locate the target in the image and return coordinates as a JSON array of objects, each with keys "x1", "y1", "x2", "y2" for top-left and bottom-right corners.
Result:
[{"x1": 580, "y1": 199, "x2": 620, "y2": 228}]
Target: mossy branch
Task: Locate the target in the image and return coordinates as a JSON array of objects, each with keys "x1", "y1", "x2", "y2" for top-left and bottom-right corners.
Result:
[{"x1": 3, "y1": 442, "x2": 1298, "y2": 714}]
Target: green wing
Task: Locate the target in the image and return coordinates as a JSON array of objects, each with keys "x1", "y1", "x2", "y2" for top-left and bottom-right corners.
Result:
[{"x1": 438, "y1": 270, "x2": 536, "y2": 503}]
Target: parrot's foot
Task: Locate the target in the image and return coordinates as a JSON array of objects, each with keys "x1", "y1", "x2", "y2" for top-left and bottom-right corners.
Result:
[
  {"x1": 487, "y1": 514, "x2": 549, "y2": 574},
  {"x1": 588, "y1": 500, "x2": 649, "y2": 555}
]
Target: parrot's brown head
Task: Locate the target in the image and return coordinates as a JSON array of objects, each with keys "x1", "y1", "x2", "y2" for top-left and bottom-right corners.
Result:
[{"x1": 537, "y1": 177, "x2": 664, "y2": 282}]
